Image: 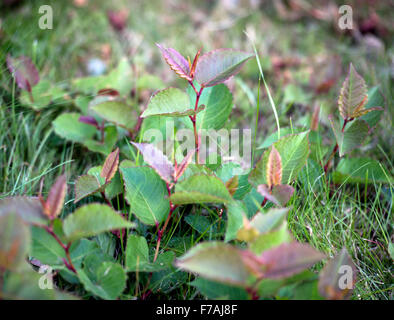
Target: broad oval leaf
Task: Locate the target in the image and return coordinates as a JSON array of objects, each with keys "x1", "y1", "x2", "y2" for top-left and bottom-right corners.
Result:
[
  {"x1": 318, "y1": 248, "x2": 357, "y2": 300},
  {"x1": 141, "y1": 87, "x2": 193, "y2": 118},
  {"x1": 176, "y1": 242, "x2": 251, "y2": 286},
  {"x1": 78, "y1": 261, "x2": 126, "y2": 300},
  {"x1": 53, "y1": 113, "x2": 97, "y2": 143},
  {"x1": 329, "y1": 117, "x2": 370, "y2": 157},
  {"x1": 259, "y1": 242, "x2": 325, "y2": 279},
  {"x1": 90, "y1": 101, "x2": 137, "y2": 130},
  {"x1": 195, "y1": 49, "x2": 254, "y2": 87},
  {"x1": 249, "y1": 131, "x2": 310, "y2": 186},
  {"x1": 63, "y1": 204, "x2": 135, "y2": 242},
  {"x1": 74, "y1": 175, "x2": 101, "y2": 203},
  {"x1": 120, "y1": 166, "x2": 170, "y2": 225},
  {"x1": 257, "y1": 184, "x2": 294, "y2": 207},
  {"x1": 186, "y1": 83, "x2": 233, "y2": 131},
  {"x1": 170, "y1": 174, "x2": 232, "y2": 205},
  {"x1": 131, "y1": 142, "x2": 174, "y2": 184}
]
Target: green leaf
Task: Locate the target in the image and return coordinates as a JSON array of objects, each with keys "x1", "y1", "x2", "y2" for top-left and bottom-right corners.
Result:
[
  {"x1": 187, "y1": 83, "x2": 233, "y2": 131},
  {"x1": 30, "y1": 226, "x2": 65, "y2": 266},
  {"x1": 53, "y1": 113, "x2": 97, "y2": 143},
  {"x1": 78, "y1": 261, "x2": 126, "y2": 300},
  {"x1": 120, "y1": 166, "x2": 170, "y2": 225},
  {"x1": 361, "y1": 86, "x2": 384, "y2": 128},
  {"x1": 141, "y1": 88, "x2": 195, "y2": 117},
  {"x1": 195, "y1": 49, "x2": 254, "y2": 87},
  {"x1": 249, "y1": 131, "x2": 310, "y2": 186},
  {"x1": 225, "y1": 200, "x2": 248, "y2": 242},
  {"x1": 71, "y1": 58, "x2": 133, "y2": 96},
  {"x1": 388, "y1": 243, "x2": 394, "y2": 261},
  {"x1": 250, "y1": 207, "x2": 289, "y2": 234},
  {"x1": 318, "y1": 248, "x2": 357, "y2": 300},
  {"x1": 83, "y1": 126, "x2": 118, "y2": 155},
  {"x1": 125, "y1": 235, "x2": 174, "y2": 272},
  {"x1": 0, "y1": 212, "x2": 30, "y2": 271},
  {"x1": 170, "y1": 174, "x2": 232, "y2": 205},
  {"x1": 176, "y1": 242, "x2": 251, "y2": 286},
  {"x1": 20, "y1": 80, "x2": 52, "y2": 110},
  {"x1": 91, "y1": 101, "x2": 137, "y2": 130},
  {"x1": 74, "y1": 175, "x2": 101, "y2": 203},
  {"x1": 329, "y1": 117, "x2": 370, "y2": 157},
  {"x1": 63, "y1": 204, "x2": 135, "y2": 242},
  {"x1": 125, "y1": 234, "x2": 149, "y2": 271},
  {"x1": 191, "y1": 278, "x2": 249, "y2": 300},
  {"x1": 250, "y1": 222, "x2": 292, "y2": 255},
  {"x1": 185, "y1": 214, "x2": 215, "y2": 235},
  {"x1": 338, "y1": 63, "x2": 367, "y2": 119},
  {"x1": 257, "y1": 127, "x2": 304, "y2": 149},
  {"x1": 332, "y1": 158, "x2": 392, "y2": 184},
  {"x1": 87, "y1": 166, "x2": 123, "y2": 200}
]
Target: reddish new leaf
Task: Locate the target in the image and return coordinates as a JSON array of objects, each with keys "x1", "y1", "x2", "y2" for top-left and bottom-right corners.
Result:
[
  {"x1": 45, "y1": 175, "x2": 67, "y2": 219},
  {"x1": 266, "y1": 146, "x2": 282, "y2": 189},
  {"x1": 132, "y1": 142, "x2": 174, "y2": 184},
  {"x1": 225, "y1": 176, "x2": 239, "y2": 197},
  {"x1": 79, "y1": 115, "x2": 99, "y2": 128},
  {"x1": 6, "y1": 55, "x2": 39, "y2": 93},
  {"x1": 157, "y1": 44, "x2": 191, "y2": 81},
  {"x1": 257, "y1": 184, "x2": 294, "y2": 207},
  {"x1": 338, "y1": 63, "x2": 368, "y2": 119},
  {"x1": 100, "y1": 148, "x2": 120, "y2": 183},
  {"x1": 194, "y1": 49, "x2": 254, "y2": 87},
  {"x1": 318, "y1": 248, "x2": 357, "y2": 300},
  {"x1": 259, "y1": 242, "x2": 325, "y2": 279}
]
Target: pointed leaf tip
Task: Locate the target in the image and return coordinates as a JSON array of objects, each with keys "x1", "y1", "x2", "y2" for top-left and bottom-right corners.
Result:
[{"x1": 45, "y1": 175, "x2": 67, "y2": 219}]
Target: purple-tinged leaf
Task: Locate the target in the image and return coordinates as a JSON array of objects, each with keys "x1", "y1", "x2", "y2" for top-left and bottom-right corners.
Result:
[
  {"x1": 225, "y1": 176, "x2": 239, "y2": 197},
  {"x1": 131, "y1": 142, "x2": 174, "y2": 184},
  {"x1": 194, "y1": 49, "x2": 254, "y2": 87},
  {"x1": 6, "y1": 55, "x2": 39, "y2": 93},
  {"x1": 156, "y1": 44, "x2": 191, "y2": 81},
  {"x1": 259, "y1": 242, "x2": 325, "y2": 279},
  {"x1": 79, "y1": 115, "x2": 99, "y2": 128},
  {"x1": 45, "y1": 175, "x2": 67, "y2": 219},
  {"x1": 257, "y1": 184, "x2": 294, "y2": 207},
  {"x1": 176, "y1": 242, "x2": 251, "y2": 286},
  {"x1": 318, "y1": 248, "x2": 357, "y2": 300}
]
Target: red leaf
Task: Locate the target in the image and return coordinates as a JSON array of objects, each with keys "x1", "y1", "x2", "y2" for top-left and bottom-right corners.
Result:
[
  {"x1": 45, "y1": 175, "x2": 67, "y2": 219},
  {"x1": 174, "y1": 149, "x2": 195, "y2": 182},
  {"x1": 156, "y1": 44, "x2": 191, "y2": 81},
  {"x1": 100, "y1": 148, "x2": 120, "y2": 183},
  {"x1": 6, "y1": 55, "x2": 39, "y2": 93},
  {"x1": 132, "y1": 142, "x2": 174, "y2": 184}
]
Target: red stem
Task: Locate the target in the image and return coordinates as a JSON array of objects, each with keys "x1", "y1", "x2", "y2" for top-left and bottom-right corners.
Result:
[
  {"x1": 188, "y1": 81, "x2": 203, "y2": 164},
  {"x1": 323, "y1": 117, "x2": 353, "y2": 173},
  {"x1": 43, "y1": 225, "x2": 77, "y2": 273}
]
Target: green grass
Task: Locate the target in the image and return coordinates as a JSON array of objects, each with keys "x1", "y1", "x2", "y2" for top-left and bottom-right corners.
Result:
[{"x1": 0, "y1": 0, "x2": 392, "y2": 300}]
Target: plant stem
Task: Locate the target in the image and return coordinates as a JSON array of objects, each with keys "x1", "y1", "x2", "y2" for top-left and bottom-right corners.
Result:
[
  {"x1": 323, "y1": 117, "x2": 352, "y2": 173},
  {"x1": 43, "y1": 225, "x2": 76, "y2": 273},
  {"x1": 188, "y1": 81, "x2": 203, "y2": 164}
]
